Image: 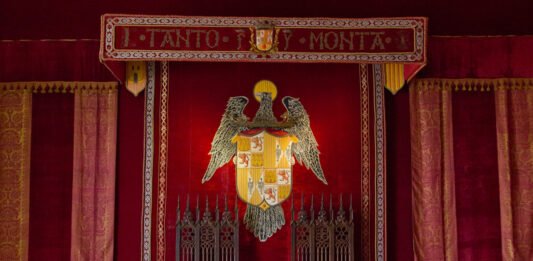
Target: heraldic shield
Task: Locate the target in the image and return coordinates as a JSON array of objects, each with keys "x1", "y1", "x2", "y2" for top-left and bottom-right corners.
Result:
[
  {"x1": 255, "y1": 28, "x2": 274, "y2": 51},
  {"x1": 202, "y1": 80, "x2": 327, "y2": 242},
  {"x1": 233, "y1": 129, "x2": 298, "y2": 211}
]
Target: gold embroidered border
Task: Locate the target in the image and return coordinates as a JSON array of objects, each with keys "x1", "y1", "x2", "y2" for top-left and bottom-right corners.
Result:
[
  {"x1": 141, "y1": 62, "x2": 156, "y2": 261},
  {"x1": 0, "y1": 81, "x2": 118, "y2": 93},
  {"x1": 156, "y1": 62, "x2": 169, "y2": 261},
  {"x1": 411, "y1": 78, "x2": 533, "y2": 92},
  {"x1": 0, "y1": 90, "x2": 31, "y2": 261},
  {"x1": 359, "y1": 64, "x2": 371, "y2": 261}
]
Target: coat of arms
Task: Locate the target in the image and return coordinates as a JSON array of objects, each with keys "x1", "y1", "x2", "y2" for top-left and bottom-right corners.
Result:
[
  {"x1": 250, "y1": 23, "x2": 280, "y2": 56},
  {"x1": 202, "y1": 80, "x2": 327, "y2": 241}
]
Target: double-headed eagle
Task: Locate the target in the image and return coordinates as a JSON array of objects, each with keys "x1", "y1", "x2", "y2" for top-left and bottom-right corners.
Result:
[{"x1": 202, "y1": 85, "x2": 327, "y2": 241}]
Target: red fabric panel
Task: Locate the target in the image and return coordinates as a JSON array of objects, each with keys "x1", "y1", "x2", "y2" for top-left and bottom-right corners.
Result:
[
  {"x1": 114, "y1": 87, "x2": 145, "y2": 260},
  {"x1": 422, "y1": 36, "x2": 533, "y2": 78},
  {"x1": 162, "y1": 62, "x2": 363, "y2": 260},
  {"x1": 452, "y1": 92, "x2": 502, "y2": 260},
  {"x1": 0, "y1": 40, "x2": 115, "y2": 81},
  {"x1": 385, "y1": 88, "x2": 413, "y2": 261},
  {"x1": 71, "y1": 90, "x2": 118, "y2": 260},
  {"x1": 29, "y1": 94, "x2": 74, "y2": 261},
  {"x1": 494, "y1": 89, "x2": 533, "y2": 260}
]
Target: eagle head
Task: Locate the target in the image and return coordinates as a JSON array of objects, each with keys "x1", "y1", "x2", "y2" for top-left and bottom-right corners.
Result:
[{"x1": 282, "y1": 96, "x2": 303, "y2": 115}]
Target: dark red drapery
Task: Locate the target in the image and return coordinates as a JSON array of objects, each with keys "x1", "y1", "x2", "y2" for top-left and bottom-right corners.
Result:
[{"x1": 2, "y1": 36, "x2": 533, "y2": 260}]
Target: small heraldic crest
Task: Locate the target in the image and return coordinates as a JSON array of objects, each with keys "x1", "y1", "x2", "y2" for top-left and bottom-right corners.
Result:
[
  {"x1": 250, "y1": 22, "x2": 280, "y2": 56},
  {"x1": 125, "y1": 61, "x2": 147, "y2": 96},
  {"x1": 202, "y1": 80, "x2": 327, "y2": 241}
]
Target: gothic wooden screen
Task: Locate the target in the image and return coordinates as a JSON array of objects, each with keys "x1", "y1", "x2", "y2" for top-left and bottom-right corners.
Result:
[
  {"x1": 291, "y1": 194, "x2": 354, "y2": 261},
  {"x1": 176, "y1": 195, "x2": 239, "y2": 261}
]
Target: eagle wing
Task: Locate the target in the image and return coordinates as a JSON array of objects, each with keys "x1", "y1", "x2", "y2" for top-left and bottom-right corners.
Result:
[
  {"x1": 202, "y1": 96, "x2": 249, "y2": 183},
  {"x1": 282, "y1": 96, "x2": 327, "y2": 185}
]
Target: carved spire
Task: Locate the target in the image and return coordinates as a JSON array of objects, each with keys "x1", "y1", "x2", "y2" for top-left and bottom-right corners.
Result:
[
  {"x1": 183, "y1": 194, "x2": 193, "y2": 224},
  {"x1": 202, "y1": 195, "x2": 212, "y2": 223},
  {"x1": 329, "y1": 193, "x2": 334, "y2": 224},
  {"x1": 215, "y1": 195, "x2": 219, "y2": 222},
  {"x1": 224, "y1": 194, "x2": 228, "y2": 211},
  {"x1": 234, "y1": 194, "x2": 238, "y2": 223},
  {"x1": 349, "y1": 194, "x2": 353, "y2": 222},
  {"x1": 310, "y1": 194, "x2": 315, "y2": 222},
  {"x1": 221, "y1": 194, "x2": 232, "y2": 223},
  {"x1": 297, "y1": 193, "x2": 307, "y2": 222},
  {"x1": 317, "y1": 193, "x2": 327, "y2": 222},
  {"x1": 177, "y1": 196, "x2": 181, "y2": 225},
  {"x1": 337, "y1": 194, "x2": 346, "y2": 223},
  {"x1": 196, "y1": 194, "x2": 200, "y2": 223},
  {"x1": 291, "y1": 193, "x2": 295, "y2": 222}
]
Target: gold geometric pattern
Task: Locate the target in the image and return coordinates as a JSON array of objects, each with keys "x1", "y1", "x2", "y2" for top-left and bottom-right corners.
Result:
[{"x1": 0, "y1": 90, "x2": 31, "y2": 261}]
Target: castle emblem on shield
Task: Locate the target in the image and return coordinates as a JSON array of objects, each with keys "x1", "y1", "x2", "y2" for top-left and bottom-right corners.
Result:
[
  {"x1": 250, "y1": 23, "x2": 280, "y2": 56},
  {"x1": 202, "y1": 80, "x2": 327, "y2": 241}
]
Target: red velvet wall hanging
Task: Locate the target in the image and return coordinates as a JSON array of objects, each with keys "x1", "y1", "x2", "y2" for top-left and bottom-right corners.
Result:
[{"x1": 132, "y1": 61, "x2": 386, "y2": 261}]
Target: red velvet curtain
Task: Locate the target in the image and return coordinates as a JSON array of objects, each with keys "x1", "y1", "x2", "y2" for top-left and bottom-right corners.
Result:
[
  {"x1": 71, "y1": 89, "x2": 118, "y2": 260},
  {"x1": 0, "y1": 90, "x2": 31, "y2": 260},
  {"x1": 29, "y1": 93, "x2": 74, "y2": 260},
  {"x1": 386, "y1": 36, "x2": 533, "y2": 261},
  {"x1": 494, "y1": 88, "x2": 533, "y2": 260},
  {"x1": 0, "y1": 40, "x2": 118, "y2": 260},
  {"x1": 410, "y1": 88, "x2": 457, "y2": 261},
  {"x1": 409, "y1": 79, "x2": 533, "y2": 261},
  {"x1": 2, "y1": 37, "x2": 533, "y2": 261}
]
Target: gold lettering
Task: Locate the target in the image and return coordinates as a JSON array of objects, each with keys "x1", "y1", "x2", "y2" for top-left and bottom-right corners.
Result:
[
  {"x1": 339, "y1": 32, "x2": 354, "y2": 51},
  {"x1": 309, "y1": 32, "x2": 323, "y2": 50},
  {"x1": 370, "y1": 32, "x2": 385, "y2": 50},
  {"x1": 191, "y1": 30, "x2": 206, "y2": 48},
  {"x1": 235, "y1": 29, "x2": 246, "y2": 50},
  {"x1": 353, "y1": 32, "x2": 370, "y2": 50},
  {"x1": 160, "y1": 29, "x2": 176, "y2": 48},
  {"x1": 146, "y1": 29, "x2": 161, "y2": 48},
  {"x1": 324, "y1": 32, "x2": 339, "y2": 50},
  {"x1": 282, "y1": 29, "x2": 293, "y2": 51},
  {"x1": 122, "y1": 27, "x2": 130, "y2": 48},
  {"x1": 397, "y1": 33, "x2": 408, "y2": 50},
  {"x1": 206, "y1": 30, "x2": 219, "y2": 49},
  {"x1": 176, "y1": 29, "x2": 190, "y2": 48}
]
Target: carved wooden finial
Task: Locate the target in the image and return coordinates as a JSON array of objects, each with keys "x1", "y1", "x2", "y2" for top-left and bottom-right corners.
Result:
[
  {"x1": 300, "y1": 192, "x2": 304, "y2": 211},
  {"x1": 224, "y1": 194, "x2": 228, "y2": 211},
  {"x1": 310, "y1": 194, "x2": 315, "y2": 221},
  {"x1": 186, "y1": 194, "x2": 190, "y2": 211},
  {"x1": 176, "y1": 195, "x2": 181, "y2": 223}
]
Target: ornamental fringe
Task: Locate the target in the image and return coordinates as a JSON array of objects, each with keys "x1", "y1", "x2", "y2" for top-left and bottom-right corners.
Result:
[
  {"x1": 0, "y1": 81, "x2": 118, "y2": 93},
  {"x1": 410, "y1": 78, "x2": 533, "y2": 92}
]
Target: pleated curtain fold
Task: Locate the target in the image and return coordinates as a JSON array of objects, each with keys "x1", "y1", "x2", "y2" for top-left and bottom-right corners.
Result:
[
  {"x1": 410, "y1": 88, "x2": 458, "y2": 261},
  {"x1": 0, "y1": 83, "x2": 117, "y2": 261},
  {"x1": 410, "y1": 79, "x2": 533, "y2": 261},
  {"x1": 71, "y1": 89, "x2": 118, "y2": 261},
  {"x1": 0, "y1": 90, "x2": 32, "y2": 261},
  {"x1": 494, "y1": 89, "x2": 533, "y2": 260}
]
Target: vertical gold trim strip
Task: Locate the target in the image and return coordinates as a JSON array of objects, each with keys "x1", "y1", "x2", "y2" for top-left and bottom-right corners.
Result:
[{"x1": 0, "y1": 90, "x2": 32, "y2": 261}]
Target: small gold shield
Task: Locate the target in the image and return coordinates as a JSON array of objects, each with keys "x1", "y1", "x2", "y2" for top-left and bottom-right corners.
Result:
[
  {"x1": 125, "y1": 61, "x2": 147, "y2": 96},
  {"x1": 233, "y1": 129, "x2": 297, "y2": 210},
  {"x1": 256, "y1": 28, "x2": 274, "y2": 51},
  {"x1": 250, "y1": 24, "x2": 280, "y2": 56}
]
